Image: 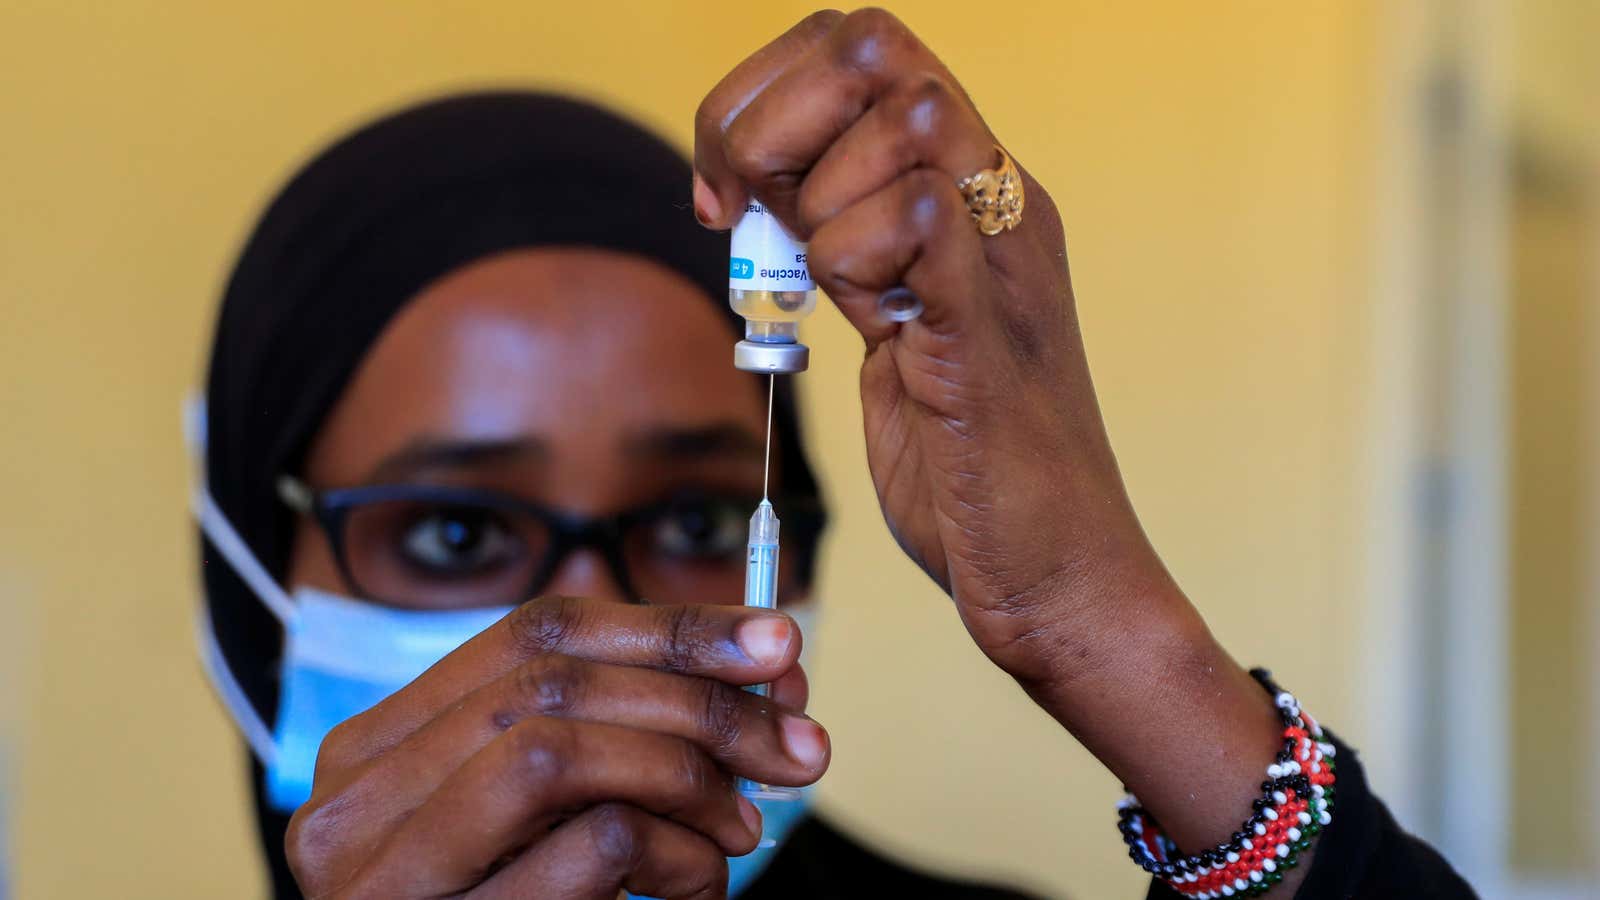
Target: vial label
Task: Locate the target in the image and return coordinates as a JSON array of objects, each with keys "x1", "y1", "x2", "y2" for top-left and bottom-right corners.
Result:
[{"x1": 729, "y1": 201, "x2": 813, "y2": 292}]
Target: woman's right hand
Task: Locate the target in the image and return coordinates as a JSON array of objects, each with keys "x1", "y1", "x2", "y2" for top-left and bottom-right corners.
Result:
[{"x1": 284, "y1": 597, "x2": 827, "y2": 899}]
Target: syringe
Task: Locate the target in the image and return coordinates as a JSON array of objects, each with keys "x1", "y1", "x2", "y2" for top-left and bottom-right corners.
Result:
[
  {"x1": 729, "y1": 202, "x2": 812, "y2": 838},
  {"x1": 738, "y1": 377, "x2": 801, "y2": 834}
]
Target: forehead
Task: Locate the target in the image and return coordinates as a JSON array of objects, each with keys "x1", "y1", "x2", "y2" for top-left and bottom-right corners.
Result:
[{"x1": 304, "y1": 247, "x2": 765, "y2": 485}]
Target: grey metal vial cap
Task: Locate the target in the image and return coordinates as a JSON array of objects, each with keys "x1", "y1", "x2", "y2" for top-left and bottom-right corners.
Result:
[{"x1": 734, "y1": 340, "x2": 810, "y2": 374}]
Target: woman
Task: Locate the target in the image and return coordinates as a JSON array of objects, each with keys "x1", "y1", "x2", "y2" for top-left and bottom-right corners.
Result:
[{"x1": 196, "y1": 10, "x2": 1475, "y2": 899}]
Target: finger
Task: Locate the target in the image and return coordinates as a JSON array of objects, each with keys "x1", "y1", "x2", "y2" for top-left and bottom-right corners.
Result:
[
  {"x1": 451, "y1": 650, "x2": 825, "y2": 778},
  {"x1": 472, "y1": 803, "x2": 729, "y2": 900},
  {"x1": 350, "y1": 719, "x2": 761, "y2": 897},
  {"x1": 721, "y1": 9, "x2": 962, "y2": 233},
  {"x1": 795, "y1": 71, "x2": 994, "y2": 237},
  {"x1": 693, "y1": 9, "x2": 845, "y2": 228},
  {"x1": 807, "y1": 167, "x2": 989, "y2": 348},
  {"x1": 426, "y1": 656, "x2": 825, "y2": 785},
  {"x1": 297, "y1": 657, "x2": 827, "y2": 868},
  {"x1": 319, "y1": 599, "x2": 801, "y2": 767}
]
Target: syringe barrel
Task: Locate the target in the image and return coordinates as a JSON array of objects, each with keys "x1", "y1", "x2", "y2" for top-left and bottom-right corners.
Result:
[
  {"x1": 745, "y1": 542, "x2": 780, "y2": 610},
  {"x1": 738, "y1": 498, "x2": 800, "y2": 807}
]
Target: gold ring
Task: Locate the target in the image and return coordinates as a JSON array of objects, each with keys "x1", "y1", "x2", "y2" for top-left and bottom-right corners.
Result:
[{"x1": 955, "y1": 145, "x2": 1024, "y2": 235}]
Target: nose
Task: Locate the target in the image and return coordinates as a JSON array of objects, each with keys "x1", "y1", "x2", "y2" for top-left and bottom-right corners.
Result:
[{"x1": 541, "y1": 547, "x2": 633, "y2": 605}]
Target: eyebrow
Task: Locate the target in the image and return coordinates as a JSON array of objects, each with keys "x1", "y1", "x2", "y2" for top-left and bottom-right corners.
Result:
[
  {"x1": 368, "y1": 435, "x2": 549, "y2": 481},
  {"x1": 624, "y1": 422, "x2": 765, "y2": 461},
  {"x1": 364, "y1": 423, "x2": 763, "y2": 482}
]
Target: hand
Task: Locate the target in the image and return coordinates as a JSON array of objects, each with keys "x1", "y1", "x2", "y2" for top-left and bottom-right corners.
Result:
[
  {"x1": 693, "y1": 8, "x2": 1173, "y2": 689},
  {"x1": 694, "y1": 10, "x2": 1298, "y2": 870},
  {"x1": 285, "y1": 597, "x2": 828, "y2": 899}
]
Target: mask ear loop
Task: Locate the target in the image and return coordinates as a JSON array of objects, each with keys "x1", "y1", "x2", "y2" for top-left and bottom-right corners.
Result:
[
  {"x1": 184, "y1": 392, "x2": 295, "y2": 625},
  {"x1": 196, "y1": 604, "x2": 279, "y2": 767},
  {"x1": 184, "y1": 391, "x2": 292, "y2": 765},
  {"x1": 192, "y1": 485, "x2": 296, "y2": 626}
]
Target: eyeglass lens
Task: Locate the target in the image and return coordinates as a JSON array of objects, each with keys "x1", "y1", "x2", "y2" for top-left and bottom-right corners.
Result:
[{"x1": 337, "y1": 493, "x2": 799, "y2": 608}]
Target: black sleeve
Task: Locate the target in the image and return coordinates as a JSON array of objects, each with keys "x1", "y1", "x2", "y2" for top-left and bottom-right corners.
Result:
[
  {"x1": 1145, "y1": 734, "x2": 1478, "y2": 900},
  {"x1": 746, "y1": 814, "x2": 1045, "y2": 899}
]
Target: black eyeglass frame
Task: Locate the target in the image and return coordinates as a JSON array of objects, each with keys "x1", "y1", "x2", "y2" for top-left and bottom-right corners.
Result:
[{"x1": 277, "y1": 475, "x2": 825, "y2": 607}]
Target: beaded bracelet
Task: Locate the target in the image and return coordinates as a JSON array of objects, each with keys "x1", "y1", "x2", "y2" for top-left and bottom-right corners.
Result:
[{"x1": 1115, "y1": 670, "x2": 1336, "y2": 898}]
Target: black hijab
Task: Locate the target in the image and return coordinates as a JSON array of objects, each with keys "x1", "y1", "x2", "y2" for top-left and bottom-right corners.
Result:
[{"x1": 200, "y1": 91, "x2": 824, "y2": 895}]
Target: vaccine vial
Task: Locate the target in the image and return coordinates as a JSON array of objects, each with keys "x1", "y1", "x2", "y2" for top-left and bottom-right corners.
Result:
[{"x1": 729, "y1": 200, "x2": 815, "y2": 373}]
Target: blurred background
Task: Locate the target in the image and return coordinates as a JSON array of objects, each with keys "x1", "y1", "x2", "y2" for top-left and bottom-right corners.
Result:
[{"x1": 0, "y1": 1, "x2": 1595, "y2": 897}]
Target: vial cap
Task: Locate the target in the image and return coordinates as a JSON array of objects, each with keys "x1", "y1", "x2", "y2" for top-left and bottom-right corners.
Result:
[{"x1": 734, "y1": 340, "x2": 809, "y2": 374}]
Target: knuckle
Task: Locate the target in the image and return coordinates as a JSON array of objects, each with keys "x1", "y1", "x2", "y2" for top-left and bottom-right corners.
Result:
[
  {"x1": 660, "y1": 604, "x2": 715, "y2": 673},
  {"x1": 585, "y1": 803, "x2": 647, "y2": 875},
  {"x1": 283, "y1": 808, "x2": 319, "y2": 876},
  {"x1": 284, "y1": 794, "x2": 352, "y2": 890},
  {"x1": 892, "y1": 72, "x2": 959, "y2": 139},
  {"x1": 695, "y1": 93, "x2": 729, "y2": 138},
  {"x1": 506, "y1": 718, "x2": 577, "y2": 787},
  {"x1": 723, "y1": 128, "x2": 801, "y2": 197},
  {"x1": 799, "y1": 8, "x2": 847, "y2": 34},
  {"x1": 698, "y1": 12, "x2": 845, "y2": 152},
  {"x1": 508, "y1": 594, "x2": 583, "y2": 657},
  {"x1": 723, "y1": 133, "x2": 766, "y2": 181},
  {"x1": 698, "y1": 680, "x2": 746, "y2": 755},
  {"x1": 513, "y1": 654, "x2": 586, "y2": 719},
  {"x1": 835, "y1": 7, "x2": 915, "y2": 71},
  {"x1": 804, "y1": 224, "x2": 849, "y2": 285},
  {"x1": 662, "y1": 598, "x2": 713, "y2": 669}
]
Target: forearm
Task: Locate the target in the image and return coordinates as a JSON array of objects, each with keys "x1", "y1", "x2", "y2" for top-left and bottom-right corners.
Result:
[{"x1": 1009, "y1": 573, "x2": 1315, "y2": 894}]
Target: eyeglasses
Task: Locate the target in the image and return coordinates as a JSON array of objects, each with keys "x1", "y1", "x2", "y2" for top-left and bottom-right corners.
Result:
[{"x1": 277, "y1": 476, "x2": 822, "y2": 609}]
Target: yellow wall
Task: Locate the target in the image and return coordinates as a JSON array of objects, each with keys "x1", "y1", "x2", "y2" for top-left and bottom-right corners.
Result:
[{"x1": 0, "y1": 2, "x2": 1379, "y2": 897}]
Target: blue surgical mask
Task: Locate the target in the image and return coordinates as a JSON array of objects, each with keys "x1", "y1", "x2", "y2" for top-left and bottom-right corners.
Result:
[
  {"x1": 192, "y1": 480, "x2": 515, "y2": 810},
  {"x1": 188, "y1": 399, "x2": 817, "y2": 895},
  {"x1": 269, "y1": 590, "x2": 515, "y2": 810}
]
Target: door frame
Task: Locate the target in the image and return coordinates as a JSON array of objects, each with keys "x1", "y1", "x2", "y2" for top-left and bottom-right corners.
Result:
[{"x1": 1364, "y1": 1, "x2": 1598, "y2": 896}]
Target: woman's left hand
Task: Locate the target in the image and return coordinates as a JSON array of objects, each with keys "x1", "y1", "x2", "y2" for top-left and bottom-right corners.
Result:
[
  {"x1": 693, "y1": 8, "x2": 1180, "y2": 692},
  {"x1": 695, "y1": 10, "x2": 1298, "y2": 864}
]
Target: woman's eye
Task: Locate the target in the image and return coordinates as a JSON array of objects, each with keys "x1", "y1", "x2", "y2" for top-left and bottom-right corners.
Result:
[
  {"x1": 649, "y1": 502, "x2": 746, "y2": 561},
  {"x1": 398, "y1": 506, "x2": 520, "y2": 576}
]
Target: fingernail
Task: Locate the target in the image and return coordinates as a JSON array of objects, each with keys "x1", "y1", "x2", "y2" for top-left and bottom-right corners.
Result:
[
  {"x1": 781, "y1": 715, "x2": 829, "y2": 771},
  {"x1": 735, "y1": 615, "x2": 793, "y2": 667},
  {"x1": 693, "y1": 173, "x2": 721, "y2": 228},
  {"x1": 737, "y1": 794, "x2": 764, "y2": 839},
  {"x1": 878, "y1": 286, "x2": 924, "y2": 323}
]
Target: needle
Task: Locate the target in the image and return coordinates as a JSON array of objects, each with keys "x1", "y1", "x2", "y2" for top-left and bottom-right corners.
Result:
[{"x1": 762, "y1": 373, "x2": 774, "y2": 501}]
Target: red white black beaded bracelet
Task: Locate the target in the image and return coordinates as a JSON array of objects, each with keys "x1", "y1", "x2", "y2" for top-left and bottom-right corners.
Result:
[{"x1": 1115, "y1": 669, "x2": 1336, "y2": 898}]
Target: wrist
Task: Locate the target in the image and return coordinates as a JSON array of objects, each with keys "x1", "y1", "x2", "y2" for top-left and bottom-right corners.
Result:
[
  {"x1": 1030, "y1": 581, "x2": 1218, "y2": 732},
  {"x1": 996, "y1": 564, "x2": 1290, "y2": 855}
]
